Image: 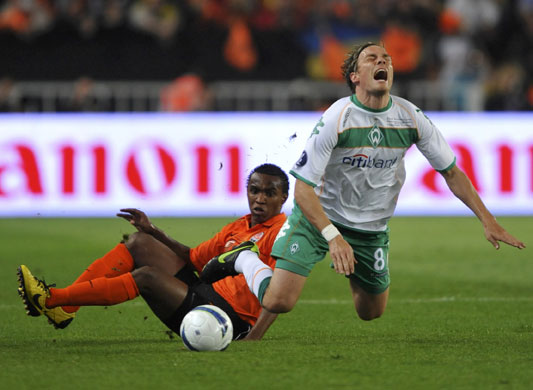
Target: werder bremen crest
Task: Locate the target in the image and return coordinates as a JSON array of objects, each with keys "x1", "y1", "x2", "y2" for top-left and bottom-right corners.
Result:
[{"x1": 368, "y1": 124, "x2": 384, "y2": 148}]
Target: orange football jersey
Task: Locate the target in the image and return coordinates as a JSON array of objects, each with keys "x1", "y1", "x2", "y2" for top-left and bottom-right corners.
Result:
[{"x1": 189, "y1": 213, "x2": 286, "y2": 325}]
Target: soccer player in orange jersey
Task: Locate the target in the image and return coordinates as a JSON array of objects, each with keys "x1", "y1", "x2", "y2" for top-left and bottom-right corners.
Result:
[{"x1": 17, "y1": 163, "x2": 288, "y2": 341}]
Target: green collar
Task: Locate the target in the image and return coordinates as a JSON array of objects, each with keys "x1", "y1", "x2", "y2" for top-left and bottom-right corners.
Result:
[{"x1": 350, "y1": 94, "x2": 392, "y2": 113}]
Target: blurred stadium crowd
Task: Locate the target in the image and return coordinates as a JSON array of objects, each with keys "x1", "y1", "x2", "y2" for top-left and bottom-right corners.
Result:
[{"x1": 0, "y1": 0, "x2": 532, "y2": 112}]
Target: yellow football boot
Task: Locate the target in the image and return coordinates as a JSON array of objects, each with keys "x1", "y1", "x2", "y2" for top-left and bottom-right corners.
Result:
[{"x1": 17, "y1": 265, "x2": 75, "y2": 329}]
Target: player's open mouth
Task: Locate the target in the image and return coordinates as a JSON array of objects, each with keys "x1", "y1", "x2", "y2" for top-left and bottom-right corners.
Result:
[
  {"x1": 253, "y1": 206, "x2": 265, "y2": 215},
  {"x1": 374, "y1": 69, "x2": 388, "y2": 81}
]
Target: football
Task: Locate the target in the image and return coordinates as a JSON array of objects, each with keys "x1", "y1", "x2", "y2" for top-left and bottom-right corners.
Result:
[{"x1": 179, "y1": 305, "x2": 233, "y2": 351}]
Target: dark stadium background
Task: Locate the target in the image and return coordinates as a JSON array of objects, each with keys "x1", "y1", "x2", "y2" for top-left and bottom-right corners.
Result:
[{"x1": 1, "y1": 0, "x2": 532, "y2": 112}]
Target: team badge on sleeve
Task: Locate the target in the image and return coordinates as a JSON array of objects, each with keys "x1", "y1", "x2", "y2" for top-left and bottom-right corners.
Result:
[
  {"x1": 296, "y1": 151, "x2": 308, "y2": 167},
  {"x1": 250, "y1": 232, "x2": 264, "y2": 242}
]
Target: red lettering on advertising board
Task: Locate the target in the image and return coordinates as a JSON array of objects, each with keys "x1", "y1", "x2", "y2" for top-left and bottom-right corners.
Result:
[
  {"x1": 498, "y1": 145, "x2": 513, "y2": 193},
  {"x1": 126, "y1": 155, "x2": 143, "y2": 193},
  {"x1": 126, "y1": 144, "x2": 177, "y2": 195},
  {"x1": 194, "y1": 144, "x2": 241, "y2": 194},
  {"x1": 93, "y1": 145, "x2": 106, "y2": 194},
  {"x1": 530, "y1": 145, "x2": 533, "y2": 193},
  {"x1": 159, "y1": 146, "x2": 176, "y2": 184},
  {"x1": 19, "y1": 144, "x2": 43, "y2": 194},
  {"x1": 421, "y1": 168, "x2": 444, "y2": 194},
  {"x1": 0, "y1": 144, "x2": 44, "y2": 195},
  {"x1": 0, "y1": 144, "x2": 43, "y2": 195},
  {"x1": 227, "y1": 145, "x2": 240, "y2": 193},
  {"x1": 0, "y1": 166, "x2": 7, "y2": 196},
  {"x1": 196, "y1": 146, "x2": 209, "y2": 193},
  {"x1": 61, "y1": 145, "x2": 106, "y2": 194},
  {"x1": 0, "y1": 142, "x2": 245, "y2": 198},
  {"x1": 421, "y1": 143, "x2": 481, "y2": 194},
  {"x1": 61, "y1": 146, "x2": 75, "y2": 194}
]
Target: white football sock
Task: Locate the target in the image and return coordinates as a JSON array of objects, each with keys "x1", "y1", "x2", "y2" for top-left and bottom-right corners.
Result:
[{"x1": 235, "y1": 250, "x2": 273, "y2": 298}]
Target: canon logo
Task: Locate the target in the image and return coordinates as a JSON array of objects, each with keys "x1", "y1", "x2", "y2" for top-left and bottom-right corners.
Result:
[
  {"x1": 0, "y1": 142, "x2": 242, "y2": 197},
  {"x1": 0, "y1": 112, "x2": 532, "y2": 216}
]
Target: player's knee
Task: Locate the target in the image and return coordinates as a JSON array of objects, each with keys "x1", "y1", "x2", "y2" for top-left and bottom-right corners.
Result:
[
  {"x1": 355, "y1": 306, "x2": 384, "y2": 321},
  {"x1": 125, "y1": 232, "x2": 152, "y2": 251},
  {"x1": 131, "y1": 266, "x2": 158, "y2": 294},
  {"x1": 262, "y1": 295, "x2": 296, "y2": 314},
  {"x1": 126, "y1": 232, "x2": 154, "y2": 249}
]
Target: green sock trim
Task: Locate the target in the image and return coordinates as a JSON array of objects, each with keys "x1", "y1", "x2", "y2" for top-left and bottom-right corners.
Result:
[{"x1": 257, "y1": 276, "x2": 271, "y2": 304}]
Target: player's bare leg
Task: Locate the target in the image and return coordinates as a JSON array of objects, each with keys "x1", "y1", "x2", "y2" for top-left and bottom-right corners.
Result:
[
  {"x1": 349, "y1": 280, "x2": 388, "y2": 321},
  {"x1": 125, "y1": 232, "x2": 187, "y2": 275},
  {"x1": 260, "y1": 268, "x2": 307, "y2": 313},
  {"x1": 132, "y1": 266, "x2": 189, "y2": 320}
]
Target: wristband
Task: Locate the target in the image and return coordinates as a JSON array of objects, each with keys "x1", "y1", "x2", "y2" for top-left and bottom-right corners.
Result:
[{"x1": 321, "y1": 224, "x2": 341, "y2": 242}]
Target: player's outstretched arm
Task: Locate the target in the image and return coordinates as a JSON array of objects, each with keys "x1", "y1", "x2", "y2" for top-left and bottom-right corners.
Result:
[
  {"x1": 441, "y1": 166, "x2": 526, "y2": 250},
  {"x1": 117, "y1": 208, "x2": 192, "y2": 260},
  {"x1": 243, "y1": 308, "x2": 278, "y2": 341}
]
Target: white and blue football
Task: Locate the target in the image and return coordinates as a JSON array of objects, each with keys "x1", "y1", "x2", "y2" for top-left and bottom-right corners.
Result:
[{"x1": 179, "y1": 305, "x2": 233, "y2": 351}]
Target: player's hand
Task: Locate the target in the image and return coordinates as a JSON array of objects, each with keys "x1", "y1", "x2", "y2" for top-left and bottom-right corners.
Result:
[
  {"x1": 328, "y1": 235, "x2": 357, "y2": 275},
  {"x1": 483, "y1": 222, "x2": 526, "y2": 250},
  {"x1": 117, "y1": 208, "x2": 155, "y2": 234}
]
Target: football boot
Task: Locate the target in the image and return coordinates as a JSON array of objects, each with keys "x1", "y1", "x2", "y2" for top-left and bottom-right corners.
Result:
[
  {"x1": 200, "y1": 241, "x2": 260, "y2": 284},
  {"x1": 17, "y1": 265, "x2": 75, "y2": 329}
]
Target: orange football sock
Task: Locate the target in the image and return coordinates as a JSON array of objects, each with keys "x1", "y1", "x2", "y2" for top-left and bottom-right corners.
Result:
[
  {"x1": 47, "y1": 273, "x2": 139, "y2": 308},
  {"x1": 62, "y1": 243, "x2": 134, "y2": 313}
]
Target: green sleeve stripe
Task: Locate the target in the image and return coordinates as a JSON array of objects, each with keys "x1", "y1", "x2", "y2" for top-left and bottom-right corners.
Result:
[
  {"x1": 290, "y1": 170, "x2": 317, "y2": 187},
  {"x1": 437, "y1": 157, "x2": 456, "y2": 173}
]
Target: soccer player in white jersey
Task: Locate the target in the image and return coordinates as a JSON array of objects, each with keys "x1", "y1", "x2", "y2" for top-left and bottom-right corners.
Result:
[{"x1": 201, "y1": 42, "x2": 526, "y2": 321}]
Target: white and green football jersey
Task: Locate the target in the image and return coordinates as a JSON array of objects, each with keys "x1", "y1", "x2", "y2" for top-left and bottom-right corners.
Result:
[{"x1": 290, "y1": 94, "x2": 456, "y2": 232}]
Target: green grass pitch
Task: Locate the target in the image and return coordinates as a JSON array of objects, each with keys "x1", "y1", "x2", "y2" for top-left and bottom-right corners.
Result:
[{"x1": 1, "y1": 216, "x2": 532, "y2": 389}]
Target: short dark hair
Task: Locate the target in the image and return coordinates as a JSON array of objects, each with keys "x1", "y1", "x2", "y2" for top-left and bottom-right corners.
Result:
[
  {"x1": 247, "y1": 163, "x2": 289, "y2": 195},
  {"x1": 341, "y1": 42, "x2": 382, "y2": 93}
]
